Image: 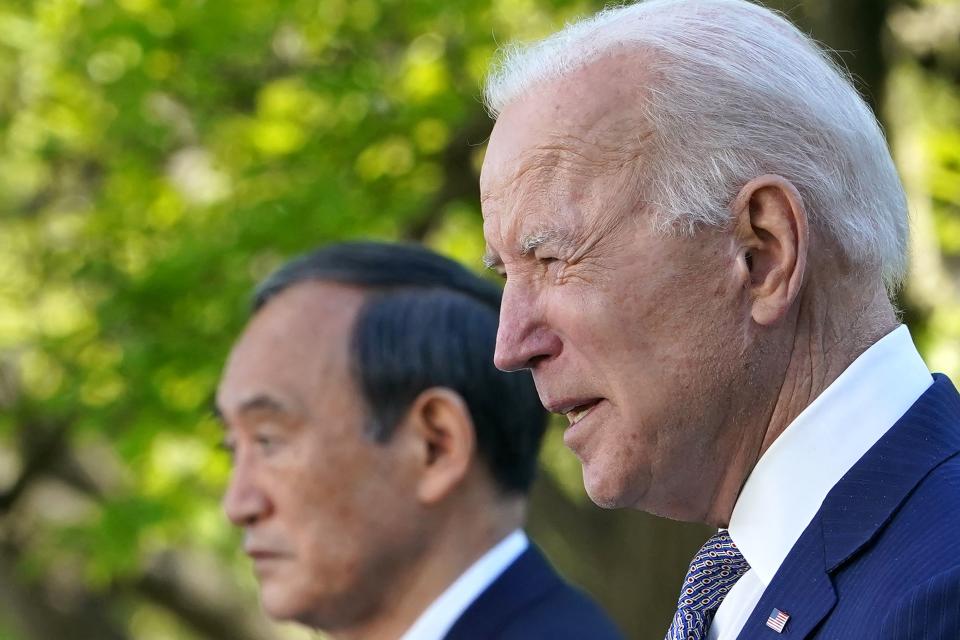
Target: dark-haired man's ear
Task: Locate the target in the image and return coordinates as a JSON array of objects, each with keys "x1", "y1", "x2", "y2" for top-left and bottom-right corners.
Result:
[
  {"x1": 731, "y1": 174, "x2": 809, "y2": 326},
  {"x1": 402, "y1": 388, "x2": 476, "y2": 505}
]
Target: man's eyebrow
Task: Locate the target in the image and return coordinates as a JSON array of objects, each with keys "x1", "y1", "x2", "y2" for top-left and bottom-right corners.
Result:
[
  {"x1": 482, "y1": 228, "x2": 580, "y2": 271},
  {"x1": 519, "y1": 228, "x2": 578, "y2": 255},
  {"x1": 240, "y1": 394, "x2": 291, "y2": 414},
  {"x1": 214, "y1": 394, "x2": 295, "y2": 423},
  {"x1": 482, "y1": 249, "x2": 502, "y2": 270}
]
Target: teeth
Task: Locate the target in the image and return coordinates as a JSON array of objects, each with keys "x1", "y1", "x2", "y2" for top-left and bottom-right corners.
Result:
[{"x1": 566, "y1": 406, "x2": 590, "y2": 426}]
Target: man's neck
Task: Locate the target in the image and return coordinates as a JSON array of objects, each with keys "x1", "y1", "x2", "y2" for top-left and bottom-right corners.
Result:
[
  {"x1": 330, "y1": 498, "x2": 526, "y2": 640},
  {"x1": 705, "y1": 277, "x2": 898, "y2": 527},
  {"x1": 760, "y1": 283, "x2": 898, "y2": 456}
]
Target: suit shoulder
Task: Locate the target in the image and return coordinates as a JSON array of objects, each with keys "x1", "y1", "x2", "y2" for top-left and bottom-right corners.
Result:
[
  {"x1": 443, "y1": 545, "x2": 623, "y2": 640},
  {"x1": 871, "y1": 450, "x2": 960, "y2": 570},
  {"x1": 879, "y1": 564, "x2": 960, "y2": 639},
  {"x1": 896, "y1": 449, "x2": 960, "y2": 530},
  {"x1": 492, "y1": 580, "x2": 624, "y2": 640}
]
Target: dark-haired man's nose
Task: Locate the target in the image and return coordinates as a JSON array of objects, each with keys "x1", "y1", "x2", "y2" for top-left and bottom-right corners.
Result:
[{"x1": 223, "y1": 462, "x2": 271, "y2": 527}]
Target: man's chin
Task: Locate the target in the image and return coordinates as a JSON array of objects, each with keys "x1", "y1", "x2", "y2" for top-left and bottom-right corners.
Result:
[
  {"x1": 261, "y1": 584, "x2": 369, "y2": 632},
  {"x1": 582, "y1": 467, "x2": 638, "y2": 510},
  {"x1": 259, "y1": 584, "x2": 309, "y2": 624}
]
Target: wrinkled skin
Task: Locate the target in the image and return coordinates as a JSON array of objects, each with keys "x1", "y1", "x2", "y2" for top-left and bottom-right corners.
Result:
[
  {"x1": 480, "y1": 54, "x2": 773, "y2": 522},
  {"x1": 217, "y1": 282, "x2": 427, "y2": 630}
]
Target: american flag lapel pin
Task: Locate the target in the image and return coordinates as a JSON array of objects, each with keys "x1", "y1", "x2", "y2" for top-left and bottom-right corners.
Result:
[{"x1": 766, "y1": 608, "x2": 790, "y2": 633}]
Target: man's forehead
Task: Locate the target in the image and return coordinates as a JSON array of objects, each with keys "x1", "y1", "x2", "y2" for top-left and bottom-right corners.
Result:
[
  {"x1": 215, "y1": 390, "x2": 302, "y2": 424},
  {"x1": 482, "y1": 89, "x2": 651, "y2": 218},
  {"x1": 249, "y1": 281, "x2": 365, "y2": 334},
  {"x1": 218, "y1": 282, "x2": 365, "y2": 405},
  {"x1": 482, "y1": 130, "x2": 633, "y2": 205},
  {"x1": 483, "y1": 53, "x2": 651, "y2": 157},
  {"x1": 483, "y1": 214, "x2": 586, "y2": 265},
  {"x1": 481, "y1": 140, "x2": 627, "y2": 253}
]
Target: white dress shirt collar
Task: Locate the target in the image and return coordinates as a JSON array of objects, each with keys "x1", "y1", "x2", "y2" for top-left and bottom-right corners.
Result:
[
  {"x1": 399, "y1": 529, "x2": 529, "y2": 640},
  {"x1": 727, "y1": 325, "x2": 932, "y2": 586}
]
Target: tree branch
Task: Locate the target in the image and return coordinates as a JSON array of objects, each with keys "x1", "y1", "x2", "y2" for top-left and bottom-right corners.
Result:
[
  {"x1": 0, "y1": 421, "x2": 70, "y2": 515},
  {"x1": 0, "y1": 541, "x2": 129, "y2": 640},
  {"x1": 132, "y1": 569, "x2": 267, "y2": 640},
  {"x1": 402, "y1": 115, "x2": 492, "y2": 242}
]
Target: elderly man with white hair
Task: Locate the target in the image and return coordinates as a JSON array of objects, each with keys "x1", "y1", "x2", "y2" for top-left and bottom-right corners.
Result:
[{"x1": 479, "y1": 1, "x2": 960, "y2": 638}]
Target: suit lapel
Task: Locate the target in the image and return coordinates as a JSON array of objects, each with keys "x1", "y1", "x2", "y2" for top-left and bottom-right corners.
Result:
[
  {"x1": 737, "y1": 374, "x2": 960, "y2": 639},
  {"x1": 737, "y1": 514, "x2": 836, "y2": 638},
  {"x1": 820, "y1": 374, "x2": 960, "y2": 571},
  {"x1": 443, "y1": 545, "x2": 560, "y2": 640}
]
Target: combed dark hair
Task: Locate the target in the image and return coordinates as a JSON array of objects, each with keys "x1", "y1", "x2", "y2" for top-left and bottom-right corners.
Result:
[{"x1": 253, "y1": 241, "x2": 547, "y2": 495}]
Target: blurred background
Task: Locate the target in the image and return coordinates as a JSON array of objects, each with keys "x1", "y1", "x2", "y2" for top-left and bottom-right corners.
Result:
[{"x1": 1, "y1": 0, "x2": 958, "y2": 638}]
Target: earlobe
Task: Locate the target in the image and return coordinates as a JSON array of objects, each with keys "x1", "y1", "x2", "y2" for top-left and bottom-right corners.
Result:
[
  {"x1": 732, "y1": 175, "x2": 808, "y2": 325},
  {"x1": 404, "y1": 388, "x2": 475, "y2": 505}
]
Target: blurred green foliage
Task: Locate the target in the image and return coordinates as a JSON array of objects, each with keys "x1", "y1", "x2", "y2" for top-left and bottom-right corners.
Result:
[{"x1": 0, "y1": 0, "x2": 958, "y2": 638}]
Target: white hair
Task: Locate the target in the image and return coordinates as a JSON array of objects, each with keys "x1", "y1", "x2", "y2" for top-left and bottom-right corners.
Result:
[{"x1": 484, "y1": 0, "x2": 909, "y2": 289}]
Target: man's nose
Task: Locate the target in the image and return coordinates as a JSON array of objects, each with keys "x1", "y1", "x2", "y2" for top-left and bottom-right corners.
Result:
[
  {"x1": 494, "y1": 282, "x2": 562, "y2": 371},
  {"x1": 222, "y1": 463, "x2": 271, "y2": 527}
]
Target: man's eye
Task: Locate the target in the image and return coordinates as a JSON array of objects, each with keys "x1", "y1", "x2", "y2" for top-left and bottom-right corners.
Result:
[
  {"x1": 255, "y1": 434, "x2": 279, "y2": 451},
  {"x1": 537, "y1": 254, "x2": 562, "y2": 271},
  {"x1": 535, "y1": 254, "x2": 567, "y2": 281},
  {"x1": 219, "y1": 437, "x2": 237, "y2": 458},
  {"x1": 533, "y1": 249, "x2": 559, "y2": 265}
]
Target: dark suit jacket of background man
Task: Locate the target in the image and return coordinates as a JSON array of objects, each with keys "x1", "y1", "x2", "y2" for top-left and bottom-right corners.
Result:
[
  {"x1": 444, "y1": 545, "x2": 624, "y2": 640},
  {"x1": 735, "y1": 374, "x2": 960, "y2": 639}
]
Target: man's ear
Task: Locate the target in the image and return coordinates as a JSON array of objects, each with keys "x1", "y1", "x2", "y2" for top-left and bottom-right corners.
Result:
[
  {"x1": 731, "y1": 174, "x2": 809, "y2": 325},
  {"x1": 401, "y1": 387, "x2": 476, "y2": 505}
]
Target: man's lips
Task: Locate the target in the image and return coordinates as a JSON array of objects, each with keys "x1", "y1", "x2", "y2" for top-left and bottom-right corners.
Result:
[
  {"x1": 545, "y1": 398, "x2": 603, "y2": 427},
  {"x1": 245, "y1": 547, "x2": 288, "y2": 561}
]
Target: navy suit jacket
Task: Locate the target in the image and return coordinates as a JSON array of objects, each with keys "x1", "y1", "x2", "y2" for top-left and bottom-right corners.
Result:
[
  {"x1": 443, "y1": 545, "x2": 623, "y2": 639},
  {"x1": 736, "y1": 374, "x2": 960, "y2": 639}
]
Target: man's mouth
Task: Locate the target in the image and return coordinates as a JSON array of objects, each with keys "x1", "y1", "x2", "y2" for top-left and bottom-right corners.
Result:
[
  {"x1": 554, "y1": 399, "x2": 602, "y2": 427},
  {"x1": 244, "y1": 542, "x2": 289, "y2": 561}
]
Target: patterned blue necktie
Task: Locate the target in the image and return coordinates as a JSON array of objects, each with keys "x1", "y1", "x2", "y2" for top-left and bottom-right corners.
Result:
[{"x1": 665, "y1": 529, "x2": 750, "y2": 640}]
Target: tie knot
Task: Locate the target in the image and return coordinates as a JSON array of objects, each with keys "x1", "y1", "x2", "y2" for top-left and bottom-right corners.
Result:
[
  {"x1": 687, "y1": 529, "x2": 749, "y2": 578},
  {"x1": 666, "y1": 530, "x2": 750, "y2": 640}
]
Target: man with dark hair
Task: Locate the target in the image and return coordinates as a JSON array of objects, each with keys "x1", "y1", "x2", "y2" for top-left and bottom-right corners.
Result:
[{"x1": 216, "y1": 241, "x2": 622, "y2": 640}]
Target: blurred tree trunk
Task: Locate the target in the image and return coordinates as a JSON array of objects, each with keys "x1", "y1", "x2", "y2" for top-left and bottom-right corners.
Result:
[
  {"x1": 768, "y1": 0, "x2": 892, "y2": 114},
  {"x1": 0, "y1": 543, "x2": 129, "y2": 640}
]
